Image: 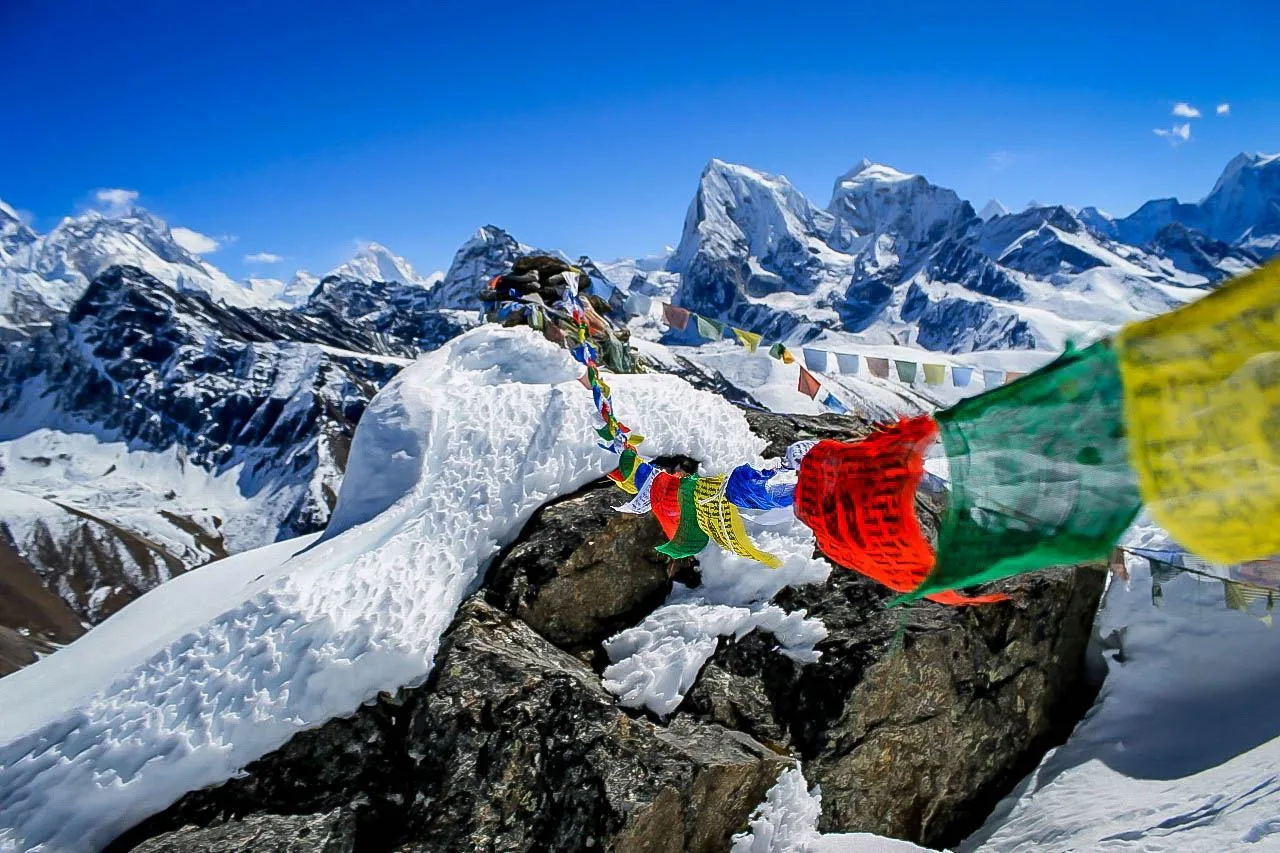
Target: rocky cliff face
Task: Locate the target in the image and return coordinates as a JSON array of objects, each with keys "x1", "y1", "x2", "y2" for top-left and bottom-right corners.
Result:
[{"x1": 111, "y1": 410, "x2": 1105, "y2": 852}]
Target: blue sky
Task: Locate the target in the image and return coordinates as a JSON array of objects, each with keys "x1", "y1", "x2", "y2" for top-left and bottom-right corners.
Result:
[{"x1": 5, "y1": 0, "x2": 1277, "y2": 280}]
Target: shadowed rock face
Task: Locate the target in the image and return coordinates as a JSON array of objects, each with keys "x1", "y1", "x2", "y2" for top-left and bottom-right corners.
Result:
[{"x1": 111, "y1": 407, "x2": 1105, "y2": 853}]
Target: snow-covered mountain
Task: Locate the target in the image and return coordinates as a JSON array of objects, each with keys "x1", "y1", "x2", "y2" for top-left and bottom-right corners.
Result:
[
  {"x1": 0, "y1": 264, "x2": 476, "y2": 669},
  {"x1": 325, "y1": 241, "x2": 441, "y2": 289},
  {"x1": 0, "y1": 206, "x2": 288, "y2": 326},
  {"x1": 652, "y1": 153, "x2": 1276, "y2": 354}
]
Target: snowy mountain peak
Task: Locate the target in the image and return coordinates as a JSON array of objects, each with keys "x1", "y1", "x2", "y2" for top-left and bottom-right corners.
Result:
[
  {"x1": 667, "y1": 159, "x2": 837, "y2": 315},
  {"x1": 827, "y1": 161, "x2": 975, "y2": 251},
  {"x1": 327, "y1": 241, "x2": 424, "y2": 287},
  {"x1": 979, "y1": 199, "x2": 1010, "y2": 221},
  {"x1": 1207, "y1": 151, "x2": 1280, "y2": 200},
  {"x1": 427, "y1": 224, "x2": 532, "y2": 310},
  {"x1": 835, "y1": 159, "x2": 913, "y2": 187}
]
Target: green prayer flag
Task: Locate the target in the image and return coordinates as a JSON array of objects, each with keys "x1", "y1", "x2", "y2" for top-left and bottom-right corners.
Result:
[
  {"x1": 902, "y1": 340, "x2": 1142, "y2": 601},
  {"x1": 655, "y1": 475, "x2": 711, "y2": 559},
  {"x1": 895, "y1": 360, "x2": 918, "y2": 383},
  {"x1": 694, "y1": 314, "x2": 726, "y2": 341}
]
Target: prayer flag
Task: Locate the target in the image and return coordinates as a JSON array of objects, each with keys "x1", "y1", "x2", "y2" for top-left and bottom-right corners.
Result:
[
  {"x1": 895, "y1": 360, "x2": 918, "y2": 383},
  {"x1": 655, "y1": 475, "x2": 711, "y2": 559},
  {"x1": 822, "y1": 392, "x2": 851, "y2": 414},
  {"x1": 923, "y1": 363, "x2": 946, "y2": 386},
  {"x1": 866, "y1": 357, "x2": 890, "y2": 379},
  {"x1": 951, "y1": 366, "x2": 974, "y2": 388},
  {"x1": 1115, "y1": 259, "x2": 1280, "y2": 564},
  {"x1": 695, "y1": 314, "x2": 726, "y2": 341},
  {"x1": 691, "y1": 475, "x2": 782, "y2": 568},
  {"x1": 662, "y1": 302, "x2": 691, "y2": 331},
  {"x1": 802, "y1": 348, "x2": 829, "y2": 372},
  {"x1": 982, "y1": 369, "x2": 1004, "y2": 388},
  {"x1": 733, "y1": 328, "x2": 762, "y2": 352},
  {"x1": 834, "y1": 352, "x2": 860, "y2": 374},
  {"x1": 793, "y1": 418, "x2": 1004, "y2": 605},
  {"x1": 904, "y1": 340, "x2": 1142, "y2": 601},
  {"x1": 798, "y1": 366, "x2": 822, "y2": 398}
]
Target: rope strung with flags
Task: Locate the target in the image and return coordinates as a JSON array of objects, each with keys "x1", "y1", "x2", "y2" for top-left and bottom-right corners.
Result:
[{"x1": 558, "y1": 259, "x2": 1280, "y2": 606}]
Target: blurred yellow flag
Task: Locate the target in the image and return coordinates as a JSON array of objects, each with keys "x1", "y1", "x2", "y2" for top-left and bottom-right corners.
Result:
[{"x1": 1117, "y1": 260, "x2": 1280, "y2": 563}]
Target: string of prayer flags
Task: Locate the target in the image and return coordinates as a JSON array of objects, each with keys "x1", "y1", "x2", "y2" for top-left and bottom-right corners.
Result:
[
  {"x1": 901, "y1": 340, "x2": 1142, "y2": 602},
  {"x1": 822, "y1": 392, "x2": 851, "y2": 415},
  {"x1": 802, "y1": 348, "x2": 829, "y2": 372},
  {"x1": 733, "y1": 328, "x2": 762, "y2": 352},
  {"x1": 895, "y1": 360, "x2": 917, "y2": 383},
  {"x1": 835, "y1": 352, "x2": 860, "y2": 374},
  {"x1": 655, "y1": 475, "x2": 711, "y2": 559},
  {"x1": 1115, "y1": 259, "x2": 1280, "y2": 564},
  {"x1": 725, "y1": 464, "x2": 796, "y2": 511},
  {"x1": 866, "y1": 357, "x2": 890, "y2": 379},
  {"x1": 952, "y1": 366, "x2": 974, "y2": 388},
  {"x1": 923, "y1": 363, "x2": 946, "y2": 386},
  {"x1": 798, "y1": 366, "x2": 822, "y2": 399},
  {"x1": 691, "y1": 475, "x2": 782, "y2": 567},
  {"x1": 695, "y1": 314, "x2": 726, "y2": 341},
  {"x1": 662, "y1": 302, "x2": 691, "y2": 331}
]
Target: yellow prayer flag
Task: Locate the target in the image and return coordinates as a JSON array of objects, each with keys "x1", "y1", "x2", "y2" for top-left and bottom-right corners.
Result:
[
  {"x1": 1116, "y1": 259, "x2": 1280, "y2": 563},
  {"x1": 923, "y1": 363, "x2": 946, "y2": 386},
  {"x1": 733, "y1": 328, "x2": 763, "y2": 352},
  {"x1": 692, "y1": 475, "x2": 782, "y2": 568}
]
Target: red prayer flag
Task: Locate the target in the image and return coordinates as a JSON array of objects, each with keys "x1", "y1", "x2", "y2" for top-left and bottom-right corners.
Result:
[
  {"x1": 797, "y1": 366, "x2": 822, "y2": 399},
  {"x1": 793, "y1": 417, "x2": 1007, "y2": 606},
  {"x1": 649, "y1": 472, "x2": 684, "y2": 540},
  {"x1": 662, "y1": 302, "x2": 691, "y2": 331},
  {"x1": 1003, "y1": 371, "x2": 1026, "y2": 385}
]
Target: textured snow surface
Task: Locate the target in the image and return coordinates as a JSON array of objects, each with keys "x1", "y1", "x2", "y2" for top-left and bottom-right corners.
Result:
[
  {"x1": 733, "y1": 767, "x2": 932, "y2": 852},
  {"x1": 966, "y1": 524, "x2": 1280, "y2": 852},
  {"x1": 0, "y1": 326, "x2": 769, "y2": 852}
]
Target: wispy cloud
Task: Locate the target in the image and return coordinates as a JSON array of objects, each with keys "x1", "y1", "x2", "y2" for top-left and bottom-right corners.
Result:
[
  {"x1": 171, "y1": 226, "x2": 222, "y2": 255},
  {"x1": 93, "y1": 188, "x2": 139, "y2": 214},
  {"x1": 1154, "y1": 123, "x2": 1192, "y2": 145},
  {"x1": 1172, "y1": 102, "x2": 1201, "y2": 118},
  {"x1": 245, "y1": 251, "x2": 283, "y2": 264},
  {"x1": 1217, "y1": 103, "x2": 1231, "y2": 116},
  {"x1": 985, "y1": 150, "x2": 1014, "y2": 171}
]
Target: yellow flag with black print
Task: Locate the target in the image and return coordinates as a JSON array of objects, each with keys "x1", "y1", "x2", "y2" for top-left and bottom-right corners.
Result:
[{"x1": 1116, "y1": 259, "x2": 1280, "y2": 563}]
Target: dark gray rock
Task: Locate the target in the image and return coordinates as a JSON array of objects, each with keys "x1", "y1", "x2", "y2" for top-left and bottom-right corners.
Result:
[
  {"x1": 485, "y1": 480, "x2": 675, "y2": 656},
  {"x1": 132, "y1": 810, "x2": 356, "y2": 853}
]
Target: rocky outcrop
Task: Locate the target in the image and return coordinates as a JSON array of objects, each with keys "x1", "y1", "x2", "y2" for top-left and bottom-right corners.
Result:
[
  {"x1": 111, "y1": 598, "x2": 788, "y2": 853},
  {"x1": 112, "y1": 407, "x2": 1106, "y2": 853}
]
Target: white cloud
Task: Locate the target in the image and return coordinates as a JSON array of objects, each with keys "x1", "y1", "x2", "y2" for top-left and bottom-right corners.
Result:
[
  {"x1": 93, "y1": 188, "x2": 139, "y2": 213},
  {"x1": 1172, "y1": 102, "x2": 1201, "y2": 118},
  {"x1": 985, "y1": 150, "x2": 1013, "y2": 171},
  {"x1": 171, "y1": 226, "x2": 221, "y2": 255},
  {"x1": 1217, "y1": 103, "x2": 1231, "y2": 116},
  {"x1": 244, "y1": 251, "x2": 283, "y2": 264},
  {"x1": 1154, "y1": 123, "x2": 1192, "y2": 145}
]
